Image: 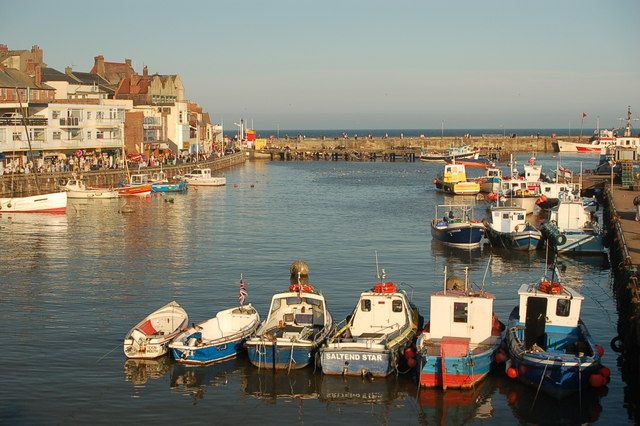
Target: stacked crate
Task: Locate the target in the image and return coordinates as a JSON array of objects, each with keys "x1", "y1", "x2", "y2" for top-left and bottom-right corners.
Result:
[{"x1": 621, "y1": 162, "x2": 640, "y2": 190}]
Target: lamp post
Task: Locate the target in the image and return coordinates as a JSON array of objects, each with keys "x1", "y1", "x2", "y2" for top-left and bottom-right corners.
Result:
[{"x1": 441, "y1": 120, "x2": 445, "y2": 139}]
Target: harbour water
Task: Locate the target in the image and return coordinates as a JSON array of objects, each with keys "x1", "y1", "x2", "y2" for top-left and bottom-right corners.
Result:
[{"x1": 0, "y1": 154, "x2": 633, "y2": 424}]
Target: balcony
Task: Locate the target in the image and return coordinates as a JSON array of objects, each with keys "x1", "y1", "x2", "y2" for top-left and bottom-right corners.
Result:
[
  {"x1": 59, "y1": 117, "x2": 81, "y2": 127},
  {"x1": 0, "y1": 117, "x2": 48, "y2": 126}
]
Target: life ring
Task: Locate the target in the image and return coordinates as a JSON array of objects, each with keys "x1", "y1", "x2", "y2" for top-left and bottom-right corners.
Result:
[
  {"x1": 557, "y1": 234, "x2": 567, "y2": 245},
  {"x1": 539, "y1": 280, "x2": 563, "y2": 294},
  {"x1": 289, "y1": 283, "x2": 315, "y2": 293},
  {"x1": 372, "y1": 282, "x2": 397, "y2": 293}
]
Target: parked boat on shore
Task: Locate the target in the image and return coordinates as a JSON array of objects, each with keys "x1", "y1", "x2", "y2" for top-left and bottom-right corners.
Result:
[
  {"x1": 169, "y1": 305, "x2": 260, "y2": 365},
  {"x1": 431, "y1": 204, "x2": 485, "y2": 249},
  {"x1": 245, "y1": 280, "x2": 333, "y2": 370},
  {"x1": 123, "y1": 301, "x2": 189, "y2": 359},
  {"x1": 417, "y1": 266, "x2": 504, "y2": 389},
  {"x1": 505, "y1": 271, "x2": 606, "y2": 399},
  {"x1": 320, "y1": 270, "x2": 419, "y2": 377}
]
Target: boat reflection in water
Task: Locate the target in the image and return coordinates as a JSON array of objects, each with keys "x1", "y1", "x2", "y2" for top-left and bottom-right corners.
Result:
[
  {"x1": 417, "y1": 377, "x2": 496, "y2": 424},
  {"x1": 242, "y1": 367, "x2": 320, "y2": 403},
  {"x1": 123, "y1": 356, "x2": 172, "y2": 385},
  {"x1": 498, "y1": 376, "x2": 606, "y2": 424},
  {"x1": 170, "y1": 358, "x2": 242, "y2": 403},
  {"x1": 429, "y1": 240, "x2": 486, "y2": 268},
  {"x1": 318, "y1": 375, "x2": 411, "y2": 406}
]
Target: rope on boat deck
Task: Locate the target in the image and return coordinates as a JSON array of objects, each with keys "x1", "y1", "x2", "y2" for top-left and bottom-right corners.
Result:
[{"x1": 287, "y1": 344, "x2": 296, "y2": 374}]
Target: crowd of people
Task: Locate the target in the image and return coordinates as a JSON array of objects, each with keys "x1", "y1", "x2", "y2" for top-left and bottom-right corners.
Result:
[{"x1": 0, "y1": 150, "x2": 226, "y2": 175}]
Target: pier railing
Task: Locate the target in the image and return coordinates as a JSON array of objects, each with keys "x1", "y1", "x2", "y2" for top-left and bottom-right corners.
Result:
[{"x1": 0, "y1": 152, "x2": 246, "y2": 197}]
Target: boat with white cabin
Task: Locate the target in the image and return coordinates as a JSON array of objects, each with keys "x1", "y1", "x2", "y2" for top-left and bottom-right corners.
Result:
[
  {"x1": 61, "y1": 176, "x2": 119, "y2": 199},
  {"x1": 123, "y1": 301, "x2": 189, "y2": 359},
  {"x1": 484, "y1": 206, "x2": 541, "y2": 251},
  {"x1": 183, "y1": 168, "x2": 226, "y2": 186}
]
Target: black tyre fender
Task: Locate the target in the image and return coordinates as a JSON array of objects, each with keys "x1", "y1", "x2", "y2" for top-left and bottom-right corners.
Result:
[
  {"x1": 557, "y1": 234, "x2": 567, "y2": 246},
  {"x1": 610, "y1": 336, "x2": 623, "y2": 353}
]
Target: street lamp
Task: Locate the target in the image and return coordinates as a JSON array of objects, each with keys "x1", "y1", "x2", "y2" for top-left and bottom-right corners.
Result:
[{"x1": 441, "y1": 120, "x2": 445, "y2": 139}]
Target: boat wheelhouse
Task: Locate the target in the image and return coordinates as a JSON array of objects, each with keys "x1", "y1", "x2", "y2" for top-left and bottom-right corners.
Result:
[{"x1": 484, "y1": 206, "x2": 541, "y2": 251}]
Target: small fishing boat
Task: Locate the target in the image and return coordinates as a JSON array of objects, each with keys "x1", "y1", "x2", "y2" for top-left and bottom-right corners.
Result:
[
  {"x1": 420, "y1": 145, "x2": 478, "y2": 162},
  {"x1": 446, "y1": 157, "x2": 494, "y2": 169},
  {"x1": 505, "y1": 270, "x2": 606, "y2": 398},
  {"x1": 61, "y1": 176, "x2": 119, "y2": 199},
  {"x1": 0, "y1": 191, "x2": 67, "y2": 213},
  {"x1": 245, "y1": 278, "x2": 333, "y2": 370},
  {"x1": 475, "y1": 168, "x2": 503, "y2": 193},
  {"x1": 184, "y1": 168, "x2": 226, "y2": 186},
  {"x1": 484, "y1": 206, "x2": 541, "y2": 251},
  {"x1": 115, "y1": 174, "x2": 153, "y2": 196},
  {"x1": 320, "y1": 270, "x2": 420, "y2": 377},
  {"x1": 540, "y1": 192, "x2": 605, "y2": 254},
  {"x1": 417, "y1": 266, "x2": 505, "y2": 389},
  {"x1": 169, "y1": 304, "x2": 260, "y2": 365},
  {"x1": 151, "y1": 180, "x2": 188, "y2": 193},
  {"x1": 434, "y1": 163, "x2": 480, "y2": 195},
  {"x1": 431, "y1": 204, "x2": 485, "y2": 249},
  {"x1": 123, "y1": 301, "x2": 189, "y2": 359}
]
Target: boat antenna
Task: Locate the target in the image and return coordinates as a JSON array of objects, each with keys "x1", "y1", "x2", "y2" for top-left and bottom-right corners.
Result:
[
  {"x1": 443, "y1": 265, "x2": 448, "y2": 295},
  {"x1": 481, "y1": 255, "x2": 492, "y2": 293},
  {"x1": 16, "y1": 87, "x2": 40, "y2": 193},
  {"x1": 464, "y1": 267, "x2": 469, "y2": 293},
  {"x1": 375, "y1": 250, "x2": 380, "y2": 280},
  {"x1": 543, "y1": 240, "x2": 549, "y2": 279}
]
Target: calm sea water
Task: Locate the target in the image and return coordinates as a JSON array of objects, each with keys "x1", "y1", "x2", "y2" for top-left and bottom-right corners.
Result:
[{"x1": 0, "y1": 154, "x2": 635, "y2": 425}]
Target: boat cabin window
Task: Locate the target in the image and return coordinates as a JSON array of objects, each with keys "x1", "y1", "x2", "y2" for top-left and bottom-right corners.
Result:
[
  {"x1": 556, "y1": 299, "x2": 571, "y2": 317},
  {"x1": 453, "y1": 302, "x2": 468, "y2": 323},
  {"x1": 392, "y1": 300, "x2": 403, "y2": 312},
  {"x1": 361, "y1": 299, "x2": 371, "y2": 312},
  {"x1": 518, "y1": 214, "x2": 525, "y2": 221},
  {"x1": 270, "y1": 298, "x2": 281, "y2": 313},
  {"x1": 502, "y1": 213, "x2": 510, "y2": 219}
]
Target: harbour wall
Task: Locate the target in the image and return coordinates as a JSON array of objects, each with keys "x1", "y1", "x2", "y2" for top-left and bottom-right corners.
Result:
[
  {"x1": 603, "y1": 184, "x2": 640, "y2": 387},
  {"x1": 0, "y1": 152, "x2": 246, "y2": 197},
  {"x1": 256, "y1": 135, "x2": 584, "y2": 161}
]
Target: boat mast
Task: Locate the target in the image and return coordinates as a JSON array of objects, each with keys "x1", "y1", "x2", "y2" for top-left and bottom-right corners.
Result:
[
  {"x1": 16, "y1": 87, "x2": 40, "y2": 193},
  {"x1": 443, "y1": 265, "x2": 448, "y2": 295}
]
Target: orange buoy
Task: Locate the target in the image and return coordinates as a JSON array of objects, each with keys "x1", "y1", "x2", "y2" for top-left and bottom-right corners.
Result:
[
  {"x1": 595, "y1": 344, "x2": 605, "y2": 357},
  {"x1": 372, "y1": 282, "x2": 397, "y2": 293},
  {"x1": 589, "y1": 373, "x2": 606, "y2": 388},
  {"x1": 506, "y1": 367, "x2": 518, "y2": 379},
  {"x1": 494, "y1": 350, "x2": 507, "y2": 364},
  {"x1": 404, "y1": 347, "x2": 416, "y2": 359},
  {"x1": 599, "y1": 366, "x2": 611, "y2": 378},
  {"x1": 407, "y1": 357, "x2": 417, "y2": 368}
]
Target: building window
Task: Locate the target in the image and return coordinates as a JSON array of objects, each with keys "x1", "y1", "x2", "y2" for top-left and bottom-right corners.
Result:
[
  {"x1": 96, "y1": 111, "x2": 104, "y2": 119},
  {"x1": 12, "y1": 132, "x2": 22, "y2": 141},
  {"x1": 53, "y1": 131, "x2": 61, "y2": 140},
  {"x1": 70, "y1": 129, "x2": 81, "y2": 140},
  {"x1": 453, "y1": 302, "x2": 468, "y2": 323},
  {"x1": 86, "y1": 111, "x2": 92, "y2": 120},
  {"x1": 52, "y1": 110, "x2": 60, "y2": 119},
  {"x1": 86, "y1": 131, "x2": 92, "y2": 140},
  {"x1": 96, "y1": 131, "x2": 104, "y2": 139},
  {"x1": 361, "y1": 299, "x2": 371, "y2": 312}
]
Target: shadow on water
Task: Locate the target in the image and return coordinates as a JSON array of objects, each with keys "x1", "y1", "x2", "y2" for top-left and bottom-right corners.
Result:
[
  {"x1": 169, "y1": 357, "x2": 243, "y2": 404},
  {"x1": 123, "y1": 356, "x2": 172, "y2": 386}
]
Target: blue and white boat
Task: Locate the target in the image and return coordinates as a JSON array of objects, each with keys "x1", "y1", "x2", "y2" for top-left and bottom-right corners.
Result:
[
  {"x1": 540, "y1": 192, "x2": 605, "y2": 254},
  {"x1": 320, "y1": 270, "x2": 419, "y2": 377},
  {"x1": 245, "y1": 281, "x2": 333, "y2": 371},
  {"x1": 169, "y1": 304, "x2": 260, "y2": 365},
  {"x1": 417, "y1": 266, "x2": 505, "y2": 389},
  {"x1": 484, "y1": 206, "x2": 541, "y2": 251},
  {"x1": 151, "y1": 180, "x2": 188, "y2": 192},
  {"x1": 506, "y1": 272, "x2": 605, "y2": 399},
  {"x1": 431, "y1": 204, "x2": 485, "y2": 249},
  {"x1": 476, "y1": 167, "x2": 503, "y2": 193}
]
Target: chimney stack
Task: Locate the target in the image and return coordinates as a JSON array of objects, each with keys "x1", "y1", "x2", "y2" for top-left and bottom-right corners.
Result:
[
  {"x1": 143, "y1": 65, "x2": 148, "y2": 77},
  {"x1": 0, "y1": 44, "x2": 8, "y2": 52},
  {"x1": 34, "y1": 64, "x2": 42, "y2": 86},
  {"x1": 125, "y1": 58, "x2": 132, "y2": 66},
  {"x1": 94, "y1": 55, "x2": 105, "y2": 76}
]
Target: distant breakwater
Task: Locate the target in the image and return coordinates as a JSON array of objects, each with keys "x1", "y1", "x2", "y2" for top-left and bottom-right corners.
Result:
[{"x1": 0, "y1": 153, "x2": 245, "y2": 197}]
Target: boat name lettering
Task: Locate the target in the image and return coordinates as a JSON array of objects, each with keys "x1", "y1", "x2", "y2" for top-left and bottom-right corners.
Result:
[{"x1": 324, "y1": 353, "x2": 383, "y2": 361}]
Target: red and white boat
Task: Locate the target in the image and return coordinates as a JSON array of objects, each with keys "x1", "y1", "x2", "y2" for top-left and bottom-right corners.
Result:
[
  {"x1": 115, "y1": 174, "x2": 152, "y2": 196},
  {"x1": 0, "y1": 191, "x2": 67, "y2": 213},
  {"x1": 555, "y1": 130, "x2": 615, "y2": 153}
]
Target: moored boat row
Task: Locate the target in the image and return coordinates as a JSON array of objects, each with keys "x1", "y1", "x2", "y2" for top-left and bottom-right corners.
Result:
[{"x1": 122, "y1": 259, "x2": 609, "y2": 399}]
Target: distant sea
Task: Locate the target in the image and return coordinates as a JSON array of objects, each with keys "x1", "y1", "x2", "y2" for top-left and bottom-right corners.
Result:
[{"x1": 224, "y1": 128, "x2": 598, "y2": 138}]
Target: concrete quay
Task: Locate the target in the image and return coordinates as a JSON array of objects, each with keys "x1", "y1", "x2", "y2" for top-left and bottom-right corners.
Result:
[{"x1": 0, "y1": 152, "x2": 245, "y2": 197}]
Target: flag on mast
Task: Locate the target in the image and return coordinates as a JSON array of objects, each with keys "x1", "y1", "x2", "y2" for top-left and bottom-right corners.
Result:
[
  {"x1": 238, "y1": 275, "x2": 248, "y2": 305},
  {"x1": 582, "y1": 112, "x2": 588, "y2": 119}
]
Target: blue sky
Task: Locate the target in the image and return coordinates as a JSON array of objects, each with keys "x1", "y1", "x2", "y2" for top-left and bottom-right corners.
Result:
[{"x1": 2, "y1": 0, "x2": 639, "y2": 129}]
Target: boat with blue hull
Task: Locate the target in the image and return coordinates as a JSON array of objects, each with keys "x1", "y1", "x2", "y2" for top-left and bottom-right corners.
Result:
[
  {"x1": 484, "y1": 206, "x2": 541, "y2": 251},
  {"x1": 540, "y1": 192, "x2": 605, "y2": 254},
  {"x1": 431, "y1": 204, "x2": 485, "y2": 249},
  {"x1": 320, "y1": 271, "x2": 420, "y2": 377},
  {"x1": 505, "y1": 273, "x2": 606, "y2": 399},
  {"x1": 417, "y1": 266, "x2": 505, "y2": 389},
  {"x1": 245, "y1": 277, "x2": 333, "y2": 371},
  {"x1": 152, "y1": 181, "x2": 188, "y2": 192},
  {"x1": 169, "y1": 304, "x2": 260, "y2": 365}
]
